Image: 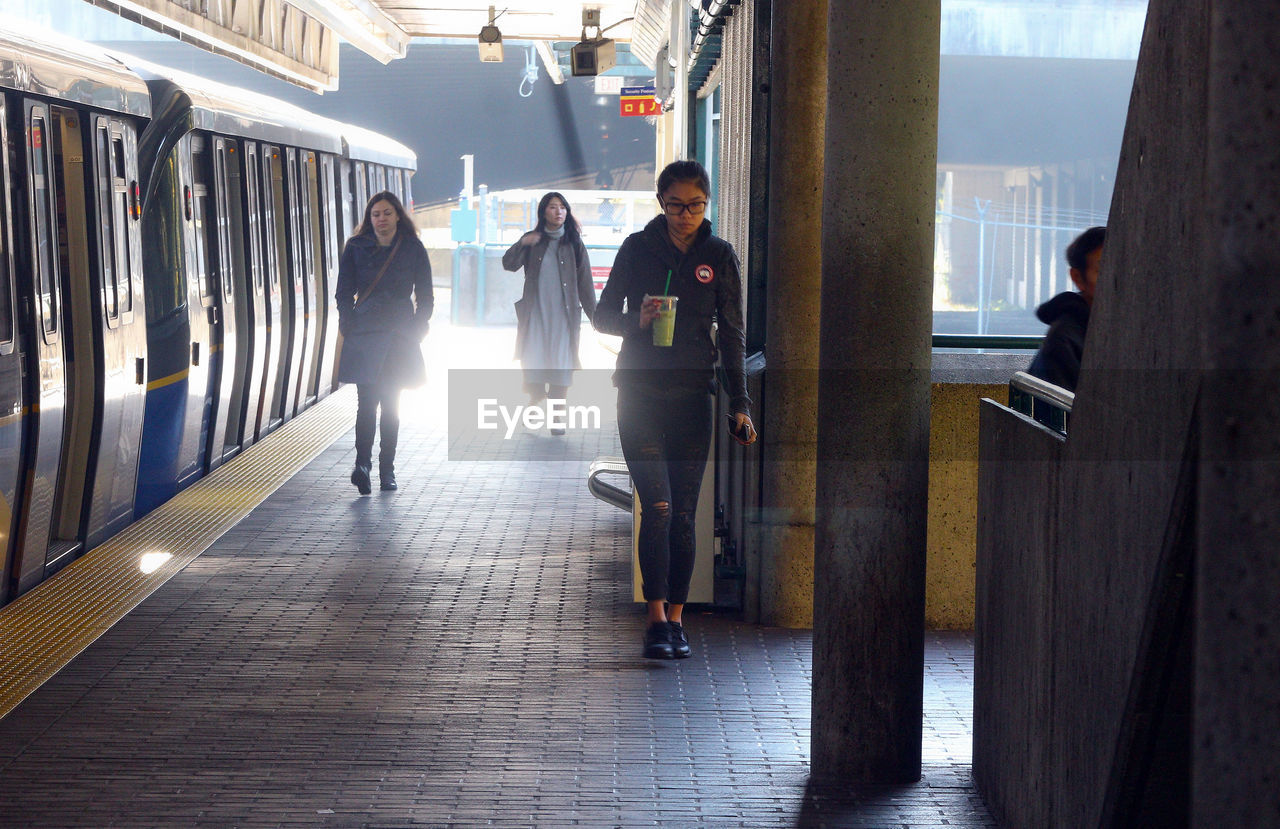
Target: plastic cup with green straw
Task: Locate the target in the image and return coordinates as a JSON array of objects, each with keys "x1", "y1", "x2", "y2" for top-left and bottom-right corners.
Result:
[{"x1": 652, "y1": 270, "x2": 677, "y2": 346}]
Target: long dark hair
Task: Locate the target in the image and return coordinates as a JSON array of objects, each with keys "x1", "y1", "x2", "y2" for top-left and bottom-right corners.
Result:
[
  {"x1": 353, "y1": 190, "x2": 416, "y2": 241},
  {"x1": 534, "y1": 191, "x2": 582, "y2": 246}
]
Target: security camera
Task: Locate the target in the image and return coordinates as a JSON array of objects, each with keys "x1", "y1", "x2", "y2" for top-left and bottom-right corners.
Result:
[
  {"x1": 570, "y1": 38, "x2": 615, "y2": 76},
  {"x1": 478, "y1": 24, "x2": 504, "y2": 62}
]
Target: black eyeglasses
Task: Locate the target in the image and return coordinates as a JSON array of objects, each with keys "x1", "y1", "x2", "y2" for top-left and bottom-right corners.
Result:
[{"x1": 662, "y1": 200, "x2": 708, "y2": 216}]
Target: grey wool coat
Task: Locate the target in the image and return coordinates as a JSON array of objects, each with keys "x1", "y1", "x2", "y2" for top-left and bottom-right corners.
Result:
[
  {"x1": 335, "y1": 231, "x2": 433, "y2": 388},
  {"x1": 502, "y1": 231, "x2": 597, "y2": 365}
]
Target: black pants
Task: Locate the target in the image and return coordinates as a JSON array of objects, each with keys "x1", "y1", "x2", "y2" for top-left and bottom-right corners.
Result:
[
  {"x1": 355, "y1": 383, "x2": 401, "y2": 470},
  {"x1": 617, "y1": 384, "x2": 712, "y2": 605}
]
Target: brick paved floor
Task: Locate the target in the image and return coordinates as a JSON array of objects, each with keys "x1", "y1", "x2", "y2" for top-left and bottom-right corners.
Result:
[{"x1": 0, "y1": 324, "x2": 996, "y2": 828}]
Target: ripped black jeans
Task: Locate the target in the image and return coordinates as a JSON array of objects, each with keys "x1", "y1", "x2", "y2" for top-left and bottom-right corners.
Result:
[{"x1": 617, "y1": 384, "x2": 712, "y2": 605}]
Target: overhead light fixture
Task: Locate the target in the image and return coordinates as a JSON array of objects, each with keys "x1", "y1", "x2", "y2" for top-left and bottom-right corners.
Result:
[
  {"x1": 534, "y1": 40, "x2": 564, "y2": 85},
  {"x1": 570, "y1": 8, "x2": 616, "y2": 77},
  {"x1": 478, "y1": 6, "x2": 504, "y2": 63}
]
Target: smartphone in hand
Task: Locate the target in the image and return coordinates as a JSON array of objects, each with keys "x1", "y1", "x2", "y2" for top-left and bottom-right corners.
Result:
[{"x1": 724, "y1": 413, "x2": 751, "y2": 443}]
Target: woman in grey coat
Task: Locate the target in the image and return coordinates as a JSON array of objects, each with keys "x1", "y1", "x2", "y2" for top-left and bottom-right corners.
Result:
[
  {"x1": 502, "y1": 192, "x2": 597, "y2": 433},
  {"x1": 335, "y1": 191, "x2": 433, "y2": 493}
]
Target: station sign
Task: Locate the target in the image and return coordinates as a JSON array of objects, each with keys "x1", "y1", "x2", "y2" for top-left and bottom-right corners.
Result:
[{"x1": 620, "y1": 86, "x2": 660, "y2": 117}]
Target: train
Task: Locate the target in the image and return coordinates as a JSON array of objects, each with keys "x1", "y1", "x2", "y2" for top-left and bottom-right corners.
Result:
[{"x1": 0, "y1": 19, "x2": 416, "y2": 604}]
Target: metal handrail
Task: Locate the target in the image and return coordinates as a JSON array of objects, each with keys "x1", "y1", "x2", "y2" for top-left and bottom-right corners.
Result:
[
  {"x1": 1009, "y1": 371, "x2": 1075, "y2": 412},
  {"x1": 587, "y1": 457, "x2": 632, "y2": 513},
  {"x1": 1009, "y1": 371, "x2": 1074, "y2": 434}
]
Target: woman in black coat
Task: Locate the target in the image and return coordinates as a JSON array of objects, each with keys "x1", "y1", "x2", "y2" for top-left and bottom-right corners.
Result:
[
  {"x1": 335, "y1": 191, "x2": 433, "y2": 494},
  {"x1": 502, "y1": 191, "x2": 596, "y2": 431}
]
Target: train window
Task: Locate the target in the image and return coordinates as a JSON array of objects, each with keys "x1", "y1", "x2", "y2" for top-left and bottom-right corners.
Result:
[
  {"x1": 94, "y1": 121, "x2": 119, "y2": 322},
  {"x1": 344, "y1": 162, "x2": 358, "y2": 235},
  {"x1": 318, "y1": 155, "x2": 338, "y2": 277},
  {"x1": 0, "y1": 105, "x2": 12, "y2": 347},
  {"x1": 244, "y1": 143, "x2": 264, "y2": 294},
  {"x1": 303, "y1": 152, "x2": 319, "y2": 278},
  {"x1": 190, "y1": 136, "x2": 213, "y2": 300},
  {"x1": 354, "y1": 163, "x2": 367, "y2": 215},
  {"x1": 112, "y1": 133, "x2": 134, "y2": 316},
  {"x1": 284, "y1": 150, "x2": 301, "y2": 287},
  {"x1": 215, "y1": 141, "x2": 236, "y2": 302},
  {"x1": 29, "y1": 112, "x2": 58, "y2": 338},
  {"x1": 264, "y1": 147, "x2": 287, "y2": 296}
]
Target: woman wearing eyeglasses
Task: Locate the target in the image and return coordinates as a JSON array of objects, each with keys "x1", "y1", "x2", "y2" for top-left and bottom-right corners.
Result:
[{"x1": 594, "y1": 159, "x2": 757, "y2": 660}]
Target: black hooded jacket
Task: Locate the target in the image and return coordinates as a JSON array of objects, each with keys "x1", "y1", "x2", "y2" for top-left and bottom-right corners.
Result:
[
  {"x1": 593, "y1": 215, "x2": 750, "y2": 414},
  {"x1": 1027, "y1": 291, "x2": 1090, "y2": 392}
]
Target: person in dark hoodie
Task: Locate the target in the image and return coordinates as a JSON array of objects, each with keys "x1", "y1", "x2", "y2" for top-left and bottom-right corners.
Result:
[
  {"x1": 594, "y1": 159, "x2": 756, "y2": 661},
  {"x1": 1028, "y1": 226, "x2": 1105, "y2": 392}
]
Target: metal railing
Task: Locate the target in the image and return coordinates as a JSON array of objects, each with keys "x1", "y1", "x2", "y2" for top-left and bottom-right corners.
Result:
[{"x1": 1008, "y1": 370, "x2": 1074, "y2": 434}]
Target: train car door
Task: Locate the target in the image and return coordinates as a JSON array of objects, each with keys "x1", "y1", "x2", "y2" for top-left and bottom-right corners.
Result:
[
  {"x1": 261, "y1": 145, "x2": 288, "y2": 431},
  {"x1": 190, "y1": 135, "x2": 234, "y2": 472},
  {"x1": 316, "y1": 154, "x2": 341, "y2": 397},
  {"x1": 0, "y1": 101, "x2": 26, "y2": 605},
  {"x1": 11, "y1": 102, "x2": 70, "y2": 594},
  {"x1": 242, "y1": 141, "x2": 271, "y2": 442},
  {"x1": 281, "y1": 148, "x2": 308, "y2": 418},
  {"x1": 297, "y1": 151, "x2": 322, "y2": 408},
  {"x1": 179, "y1": 134, "x2": 215, "y2": 478},
  {"x1": 82, "y1": 116, "x2": 147, "y2": 550},
  {"x1": 213, "y1": 137, "x2": 249, "y2": 458}
]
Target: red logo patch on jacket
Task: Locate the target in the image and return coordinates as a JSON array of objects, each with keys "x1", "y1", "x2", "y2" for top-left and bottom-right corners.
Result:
[{"x1": 695, "y1": 265, "x2": 714, "y2": 284}]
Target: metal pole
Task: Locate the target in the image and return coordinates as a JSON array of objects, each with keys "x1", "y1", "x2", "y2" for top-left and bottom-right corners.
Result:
[
  {"x1": 975, "y1": 197, "x2": 992, "y2": 335},
  {"x1": 461, "y1": 154, "x2": 474, "y2": 204},
  {"x1": 476, "y1": 184, "x2": 488, "y2": 324}
]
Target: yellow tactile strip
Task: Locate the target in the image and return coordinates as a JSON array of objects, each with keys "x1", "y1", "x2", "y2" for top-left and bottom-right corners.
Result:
[{"x1": 0, "y1": 385, "x2": 356, "y2": 720}]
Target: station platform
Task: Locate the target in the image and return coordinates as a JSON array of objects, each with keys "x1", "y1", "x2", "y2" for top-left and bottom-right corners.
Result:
[{"x1": 0, "y1": 323, "x2": 995, "y2": 827}]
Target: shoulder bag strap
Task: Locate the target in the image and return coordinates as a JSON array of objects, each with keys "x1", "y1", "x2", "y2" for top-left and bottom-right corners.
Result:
[{"x1": 354, "y1": 237, "x2": 403, "y2": 309}]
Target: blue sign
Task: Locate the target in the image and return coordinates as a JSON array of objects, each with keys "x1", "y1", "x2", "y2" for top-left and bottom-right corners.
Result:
[{"x1": 450, "y1": 207, "x2": 477, "y2": 243}]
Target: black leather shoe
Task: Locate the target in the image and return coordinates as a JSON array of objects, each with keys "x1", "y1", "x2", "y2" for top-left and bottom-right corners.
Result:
[
  {"x1": 350, "y1": 463, "x2": 371, "y2": 495},
  {"x1": 668, "y1": 621, "x2": 691, "y2": 659},
  {"x1": 643, "y1": 622, "x2": 675, "y2": 660},
  {"x1": 380, "y1": 471, "x2": 397, "y2": 491}
]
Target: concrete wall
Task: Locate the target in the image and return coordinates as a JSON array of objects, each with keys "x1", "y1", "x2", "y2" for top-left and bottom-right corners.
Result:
[
  {"x1": 974, "y1": 0, "x2": 1216, "y2": 825},
  {"x1": 925, "y1": 353, "x2": 1024, "y2": 629},
  {"x1": 973, "y1": 400, "x2": 1064, "y2": 829}
]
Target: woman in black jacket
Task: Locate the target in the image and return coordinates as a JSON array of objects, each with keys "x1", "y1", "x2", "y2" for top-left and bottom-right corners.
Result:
[
  {"x1": 502, "y1": 192, "x2": 596, "y2": 431},
  {"x1": 335, "y1": 191, "x2": 433, "y2": 494},
  {"x1": 594, "y1": 160, "x2": 756, "y2": 660}
]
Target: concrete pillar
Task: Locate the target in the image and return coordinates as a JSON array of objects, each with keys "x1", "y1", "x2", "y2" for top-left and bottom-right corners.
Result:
[
  {"x1": 811, "y1": 3, "x2": 939, "y2": 782},
  {"x1": 757, "y1": 0, "x2": 825, "y2": 628},
  {"x1": 1196, "y1": 3, "x2": 1280, "y2": 826}
]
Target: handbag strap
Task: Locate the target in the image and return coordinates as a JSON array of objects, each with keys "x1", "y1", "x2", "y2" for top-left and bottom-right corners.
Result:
[{"x1": 354, "y1": 236, "x2": 403, "y2": 309}]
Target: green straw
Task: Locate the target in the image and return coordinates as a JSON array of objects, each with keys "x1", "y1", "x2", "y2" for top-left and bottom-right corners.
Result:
[{"x1": 663, "y1": 269, "x2": 672, "y2": 296}]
